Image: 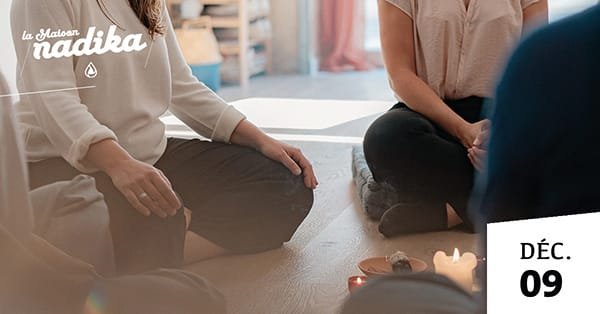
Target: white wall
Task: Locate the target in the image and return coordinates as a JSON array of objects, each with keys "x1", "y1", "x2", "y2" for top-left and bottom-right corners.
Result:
[
  {"x1": 0, "y1": 0, "x2": 17, "y2": 93},
  {"x1": 269, "y1": 0, "x2": 299, "y2": 74}
]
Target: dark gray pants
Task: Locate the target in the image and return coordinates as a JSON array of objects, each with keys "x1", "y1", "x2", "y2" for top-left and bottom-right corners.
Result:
[{"x1": 29, "y1": 138, "x2": 314, "y2": 275}]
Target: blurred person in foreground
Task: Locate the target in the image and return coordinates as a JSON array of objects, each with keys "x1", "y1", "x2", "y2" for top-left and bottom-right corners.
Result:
[{"x1": 472, "y1": 3, "x2": 600, "y2": 223}]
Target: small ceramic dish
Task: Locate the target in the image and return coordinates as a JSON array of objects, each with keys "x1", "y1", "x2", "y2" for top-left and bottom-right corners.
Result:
[{"x1": 359, "y1": 256, "x2": 428, "y2": 276}]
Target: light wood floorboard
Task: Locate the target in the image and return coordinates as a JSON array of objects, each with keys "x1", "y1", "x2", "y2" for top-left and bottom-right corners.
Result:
[
  {"x1": 170, "y1": 74, "x2": 480, "y2": 314},
  {"x1": 184, "y1": 141, "x2": 479, "y2": 314}
]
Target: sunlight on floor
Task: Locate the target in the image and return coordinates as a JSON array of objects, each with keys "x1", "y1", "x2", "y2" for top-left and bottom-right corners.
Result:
[
  {"x1": 231, "y1": 98, "x2": 390, "y2": 130},
  {"x1": 163, "y1": 98, "x2": 390, "y2": 144},
  {"x1": 164, "y1": 98, "x2": 389, "y2": 130}
]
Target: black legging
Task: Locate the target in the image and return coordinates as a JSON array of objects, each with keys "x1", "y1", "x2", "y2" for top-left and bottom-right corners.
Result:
[
  {"x1": 363, "y1": 97, "x2": 485, "y2": 235},
  {"x1": 29, "y1": 138, "x2": 314, "y2": 275}
]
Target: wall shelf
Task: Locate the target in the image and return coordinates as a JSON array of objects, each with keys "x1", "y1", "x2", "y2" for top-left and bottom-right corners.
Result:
[{"x1": 168, "y1": 0, "x2": 272, "y2": 88}]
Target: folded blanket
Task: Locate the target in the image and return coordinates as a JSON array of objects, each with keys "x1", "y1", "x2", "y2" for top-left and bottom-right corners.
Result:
[{"x1": 351, "y1": 146, "x2": 399, "y2": 220}]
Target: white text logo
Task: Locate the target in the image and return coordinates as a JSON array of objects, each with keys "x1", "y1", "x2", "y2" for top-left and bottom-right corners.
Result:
[{"x1": 22, "y1": 26, "x2": 148, "y2": 60}]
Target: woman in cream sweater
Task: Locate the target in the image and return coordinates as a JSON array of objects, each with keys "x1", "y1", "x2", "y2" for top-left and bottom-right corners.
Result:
[
  {"x1": 363, "y1": 0, "x2": 548, "y2": 236},
  {"x1": 12, "y1": 0, "x2": 317, "y2": 274}
]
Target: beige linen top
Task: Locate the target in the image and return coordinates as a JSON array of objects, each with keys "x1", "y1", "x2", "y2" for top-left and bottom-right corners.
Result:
[
  {"x1": 386, "y1": 0, "x2": 539, "y2": 99},
  {"x1": 12, "y1": 0, "x2": 245, "y2": 173}
]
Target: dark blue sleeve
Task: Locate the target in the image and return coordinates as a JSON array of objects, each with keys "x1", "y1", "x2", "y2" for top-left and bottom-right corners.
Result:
[{"x1": 473, "y1": 31, "x2": 557, "y2": 223}]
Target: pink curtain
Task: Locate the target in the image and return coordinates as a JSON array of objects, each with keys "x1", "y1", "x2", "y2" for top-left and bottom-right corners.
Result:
[{"x1": 319, "y1": 0, "x2": 371, "y2": 72}]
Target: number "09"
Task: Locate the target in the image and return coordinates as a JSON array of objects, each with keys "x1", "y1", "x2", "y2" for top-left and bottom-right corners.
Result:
[{"x1": 520, "y1": 270, "x2": 562, "y2": 297}]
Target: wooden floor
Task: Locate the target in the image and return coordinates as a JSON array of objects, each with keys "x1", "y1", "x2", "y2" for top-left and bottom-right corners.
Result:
[
  {"x1": 217, "y1": 70, "x2": 396, "y2": 102},
  {"x1": 184, "y1": 142, "x2": 478, "y2": 314},
  {"x1": 164, "y1": 73, "x2": 479, "y2": 314}
]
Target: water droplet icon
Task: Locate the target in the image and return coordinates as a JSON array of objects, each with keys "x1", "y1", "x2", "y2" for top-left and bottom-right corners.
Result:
[{"x1": 85, "y1": 62, "x2": 98, "y2": 79}]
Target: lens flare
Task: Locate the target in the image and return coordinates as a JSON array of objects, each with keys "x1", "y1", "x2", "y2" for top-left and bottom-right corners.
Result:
[{"x1": 83, "y1": 290, "x2": 107, "y2": 314}]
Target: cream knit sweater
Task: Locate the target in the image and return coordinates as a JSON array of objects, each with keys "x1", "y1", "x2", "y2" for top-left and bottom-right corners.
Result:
[{"x1": 11, "y1": 0, "x2": 246, "y2": 173}]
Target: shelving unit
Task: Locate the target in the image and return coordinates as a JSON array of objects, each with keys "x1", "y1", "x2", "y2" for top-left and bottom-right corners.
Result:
[{"x1": 167, "y1": 0, "x2": 272, "y2": 88}]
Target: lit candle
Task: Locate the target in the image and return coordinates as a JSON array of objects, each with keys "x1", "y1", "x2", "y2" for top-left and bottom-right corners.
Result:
[
  {"x1": 433, "y1": 248, "x2": 477, "y2": 291},
  {"x1": 347, "y1": 275, "x2": 368, "y2": 293}
]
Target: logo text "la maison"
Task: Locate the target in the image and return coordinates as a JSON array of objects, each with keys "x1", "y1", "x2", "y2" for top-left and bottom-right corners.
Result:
[{"x1": 22, "y1": 26, "x2": 148, "y2": 60}]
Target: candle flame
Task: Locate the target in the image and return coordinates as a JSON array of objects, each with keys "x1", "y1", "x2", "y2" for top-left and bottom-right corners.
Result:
[
  {"x1": 452, "y1": 248, "x2": 460, "y2": 262},
  {"x1": 357, "y1": 277, "x2": 364, "y2": 284}
]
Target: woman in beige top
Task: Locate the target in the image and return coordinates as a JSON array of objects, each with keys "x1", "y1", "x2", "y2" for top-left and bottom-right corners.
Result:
[
  {"x1": 363, "y1": 0, "x2": 548, "y2": 236},
  {"x1": 1, "y1": 70, "x2": 228, "y2": 314},
  {"x1": 12, "y1": 0, "x2": 317, "y2": 274}
]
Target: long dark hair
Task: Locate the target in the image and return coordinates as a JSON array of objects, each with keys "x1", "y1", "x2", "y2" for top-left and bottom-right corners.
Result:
[{"x1": 96, "y1": 0, "x2": 165, "y2": 38}]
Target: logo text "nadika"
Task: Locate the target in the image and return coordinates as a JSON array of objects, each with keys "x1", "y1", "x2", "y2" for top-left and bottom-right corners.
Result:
[{"x1": 24, "y1": 26, "x2": 148, "y2": 60}]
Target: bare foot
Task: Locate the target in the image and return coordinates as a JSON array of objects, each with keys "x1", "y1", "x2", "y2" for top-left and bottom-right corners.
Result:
[{"x1": 446, "y1": 203, "x2": 463, "y2": 228}]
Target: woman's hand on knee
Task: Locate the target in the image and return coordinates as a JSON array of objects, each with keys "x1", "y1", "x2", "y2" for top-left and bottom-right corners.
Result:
[
  {"x1": 229, "y1": 119, "x2": 318, "y2": 189},
  {"x1": 105, "y1": 159, "x2": 182, "y2": 218},
  {"x1": 258, "y1": 138, "x2": 318, "y2": 190}
]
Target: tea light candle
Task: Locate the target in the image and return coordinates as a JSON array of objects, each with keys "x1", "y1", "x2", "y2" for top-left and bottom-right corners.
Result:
[
  {"x1": 347, "y1": 276, "x2": 368, "y2": 293},
  {"x1": 433, "y1": 248, "x2": 477, "y2": 291}
]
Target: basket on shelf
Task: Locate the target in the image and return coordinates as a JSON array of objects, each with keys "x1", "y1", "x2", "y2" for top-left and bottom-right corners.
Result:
[{"x1": 175, "y1": 16, "x2": 223, "y2": 91}]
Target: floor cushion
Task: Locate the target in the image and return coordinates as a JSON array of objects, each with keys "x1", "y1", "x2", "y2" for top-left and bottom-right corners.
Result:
[{"x1": 351, "y1": 146, "x2": 399, "y2": 220}]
